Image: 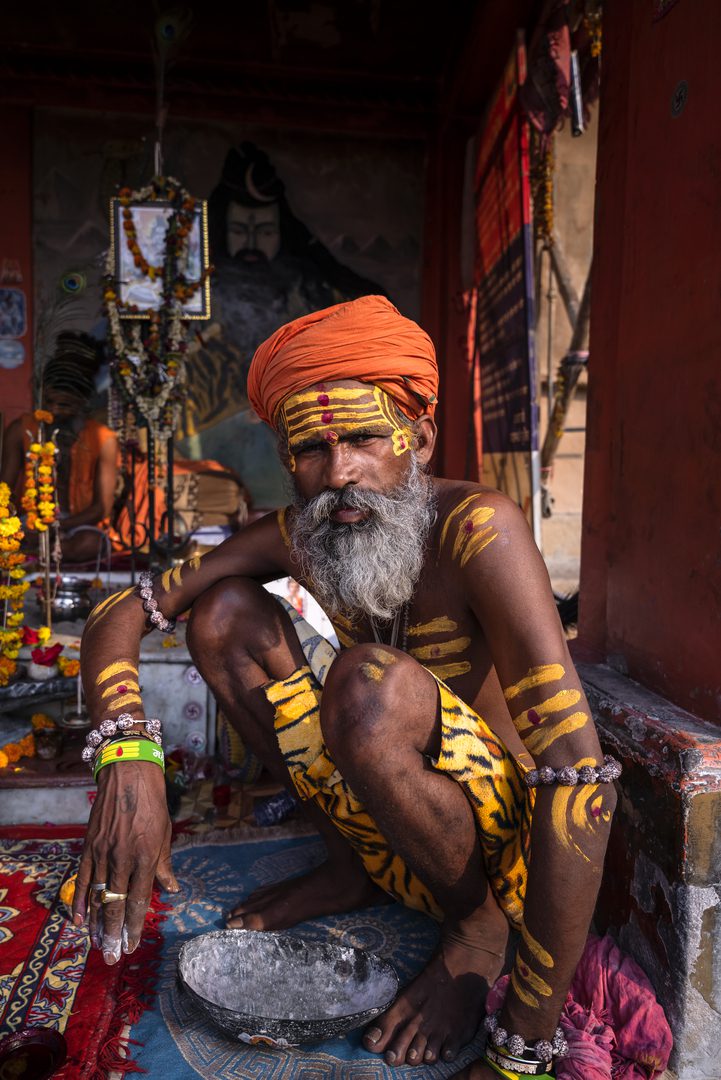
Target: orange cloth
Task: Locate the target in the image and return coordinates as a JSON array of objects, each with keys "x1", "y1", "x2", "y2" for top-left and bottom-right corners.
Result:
[{"x1": 247, "y1": 295, "x2": 439, "y2": 427}]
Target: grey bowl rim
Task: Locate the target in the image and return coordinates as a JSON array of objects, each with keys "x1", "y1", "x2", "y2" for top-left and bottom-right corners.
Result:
[{"x1": 177, "y1": 928, "x2": 400, "y2": 1025}]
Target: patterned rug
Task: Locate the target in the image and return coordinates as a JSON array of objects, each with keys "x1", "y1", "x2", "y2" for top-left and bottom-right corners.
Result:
[
  {"x1": 129, "y1": 826, "x2": 488, "y2": 1079},
  {"x1": 0, "y1": 828, "x2": 169, "y2": 1078}
]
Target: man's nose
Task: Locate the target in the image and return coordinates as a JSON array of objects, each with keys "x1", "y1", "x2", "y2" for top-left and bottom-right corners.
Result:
[{"x1": 322, "y1": 443, "x2": 360, "y2": 490}]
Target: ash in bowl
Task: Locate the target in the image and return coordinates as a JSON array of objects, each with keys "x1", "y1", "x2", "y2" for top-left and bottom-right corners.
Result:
[{"x1": 178, "y1": 929, "x2": 399, "y2": 1045}]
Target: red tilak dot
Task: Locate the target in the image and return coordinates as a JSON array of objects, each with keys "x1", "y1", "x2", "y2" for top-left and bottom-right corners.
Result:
[
  {"x1": 116, "y1": 746, "x2": 124, "y2": 757},
  {"x1": 520, "y1": 964, "x2": 529, "y2": 976},
  {"x1": 117, "y1": 685, "x2": 127, "y2": 693},
  {"x1": 324, "y1": 431, "x2": 339, "y2": 444},
  {"x1": 431, "y1": 646, "x2": 440, "y2": 657},
  {"x1": 591, "y1": 805, "x2": 602, "y2": 818},
  {"x1": 464, "y1": 520, "x2": 475, "y2": 533},
  {"x1": 399, "y1": 438, "x2": 406, "y2": 449},
  {"x1": 317, "y1": 394, "x2": 330, "y2": 406},
  {"x1": 528, "y1": 709, "x2": 541, "y2": 726},
  {"x1": 321, "y1": 411, "x2": 334, "y2": 424}
]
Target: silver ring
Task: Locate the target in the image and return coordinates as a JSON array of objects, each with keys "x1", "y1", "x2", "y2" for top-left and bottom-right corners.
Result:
[{"x1": 90, "y1": 882, "x2": 107, "y2": 892}]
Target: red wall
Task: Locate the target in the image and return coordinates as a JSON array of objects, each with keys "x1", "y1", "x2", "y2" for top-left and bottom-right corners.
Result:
[
  {"x1": 0, "y1": 108, "x2": 34, "y2": 424},
  {"x1": 579, "y1": 0, "x2": 721, "y2": 722}
]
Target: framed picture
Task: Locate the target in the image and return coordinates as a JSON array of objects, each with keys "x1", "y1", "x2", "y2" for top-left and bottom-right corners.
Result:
[{"x1": 110, "y1": 198, "x2": 210, "y2": 319}]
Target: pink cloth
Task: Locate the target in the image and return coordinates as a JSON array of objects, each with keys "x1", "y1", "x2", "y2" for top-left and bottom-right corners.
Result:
[{"x1": 487, "y1": 935, "x2": 672, "y2": 1079}]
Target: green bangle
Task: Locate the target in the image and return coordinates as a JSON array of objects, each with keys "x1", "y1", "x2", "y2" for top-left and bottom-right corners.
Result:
[
  {"x1": 483, "y1": 1056, "x2": 554, "y2": 1080},
  {"x1": 93, "y1": 737, "x2": 165, "y2": 780}
]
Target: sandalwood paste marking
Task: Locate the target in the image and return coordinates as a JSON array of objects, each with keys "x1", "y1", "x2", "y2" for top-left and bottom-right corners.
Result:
[
  {"x1": 407, "y1": 616, "x2": 458, "y2": 637},
  {"x1": 503, "y1": 664, "x2": 566, "y2": 702},
  {"x1": 439, "y1": 497, "x2": 498, "y2": 566},
  {"x1": 521, "y1": 710, "x2": 590, "y2": 756},
  {"x1": 510, "y1": 968, "x2": 539, "y2": 1009},
  {"x1": 512, "y1": 689, "x2": 581, "y2": 730},
  {"x1": 97, "y1": 661, "x2": 139, "y2": 685},
  {"x1": 521, "y1": 924, "x2": 555, "y2": 969},
  {"x1": 101, "y1": 679, "x2": 140, "y2": 700},
  {"x1": 551, "y1": 761, "x2": 609, "y2": 866},
  {"x1": 86, "y1": 587, "x2": 134, "y2": 628},
  {"x1": 277, "y1": 508, "x2": 291, "y2": 550}
]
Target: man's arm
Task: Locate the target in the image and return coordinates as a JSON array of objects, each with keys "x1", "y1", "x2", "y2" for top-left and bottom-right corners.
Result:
[
  {"x1": 74, "y1": 509, "x2": 295, "y2": 962},
  {"x1": 60, "y1": 431, "x2": 118, "y2": 530},
  {"x1": 456, "y1": 491, "x2": 615, "y2": 1056}
]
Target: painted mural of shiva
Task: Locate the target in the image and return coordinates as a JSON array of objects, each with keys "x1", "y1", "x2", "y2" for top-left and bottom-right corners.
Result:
[{"x1": 75, "y1": 296, "x2": 619, "y2": 1079}]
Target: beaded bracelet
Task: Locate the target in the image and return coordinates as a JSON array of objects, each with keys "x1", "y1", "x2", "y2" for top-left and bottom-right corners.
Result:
[
  {"x1": 483, "y1": 1052, "x2": 554, "y2": 1080},
  {"x1": 93, "y1": 738, "x2": 165, "y2": 781},
  {"x1": 137, "y1": 571, "x2": 176, "y2": 633},
  {"x1": 484, "y1": 1013, "x2": 568, "y2": 1063},
  {"x1": 81, "y1": 714, "x2": 163, "y2": 766},
  {"x1": 524, "y1": 754, "x2": 622, "y2": 788}
]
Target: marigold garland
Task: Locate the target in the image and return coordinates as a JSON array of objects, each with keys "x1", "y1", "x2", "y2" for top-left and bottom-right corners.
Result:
[
  {"x1": 0, "y1": 482, "x2": 27, "y2": 687},
  {"x1": 0, "y1": 732, "x2": 35, "y2": 766},
  {"x1": 22, "y1": 426, "x2": 58, "y2": 534}
]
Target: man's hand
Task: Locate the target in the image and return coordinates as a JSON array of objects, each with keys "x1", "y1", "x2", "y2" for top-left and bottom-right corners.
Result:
[{"x1": 72, "y1": 762, "x2": 179, "y2": 964}]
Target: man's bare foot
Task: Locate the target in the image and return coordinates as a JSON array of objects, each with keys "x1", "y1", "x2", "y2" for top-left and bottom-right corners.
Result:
[
  {"x1": 226, "y1": 857, "x2": 391, "y2": 930},
  {"x1": 362, "y1": 910, "x2": 509, "y2": 1067}
]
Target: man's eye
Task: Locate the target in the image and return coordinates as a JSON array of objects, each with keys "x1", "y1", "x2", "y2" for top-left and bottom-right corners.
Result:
[{"x1": 348, "y1": 434, "x2": 379, "y2": 445}]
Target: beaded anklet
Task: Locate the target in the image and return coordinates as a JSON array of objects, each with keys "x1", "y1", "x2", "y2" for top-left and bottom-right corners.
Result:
[
  {"x1": 484, "y1": 1012, "x2": 568, "y2": 1065},
  {"x1": 524, "y1": 753, "x2": 622, "y2": 788},
  {"x1": 137, "y1": 571, "x2": 176, "y2": 633},
  {"x1": 483, "y1": 1052, "x2": 555, "y2": 1079}
]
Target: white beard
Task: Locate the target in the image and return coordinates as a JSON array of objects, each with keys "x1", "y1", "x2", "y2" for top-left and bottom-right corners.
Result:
[{"x1": 290, "y1": 455, "x2": 436, "y2": 622}]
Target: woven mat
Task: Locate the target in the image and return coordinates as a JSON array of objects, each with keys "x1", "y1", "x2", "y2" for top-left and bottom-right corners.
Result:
[{"x1": 128, "y1": 824, "x2": 487, "y2": 1079}]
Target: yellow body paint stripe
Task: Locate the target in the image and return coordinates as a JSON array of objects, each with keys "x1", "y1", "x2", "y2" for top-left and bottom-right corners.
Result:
[
  {"x1": 457, "y1": 526, "x2": 498, "y2": 567},
  {"x1": 187, "y1": 554, "x2": 202, "y2": 571},
  {"x1": 87, "y1": 587, "x2": 134, "y2": 626},
  {"x1": 160, "y1": 569, "x2": 173, "y2": 592},
  {"x1": 571, "y1": 785, "x2": 601, "y2": 831},
  {"x1": 361, "y1": 662, "x2": 384, "y2": 682},
  {"x1": 510, "y1": 968, "x2": 539, "y2": 1008},
  {"x1": 451, "y1": 510, "x2": 495, "y2": 563},
  {"x1": 407, "y1": 617, "x2": 458, "y2": 638},
  {"x1": 512, "y1": 689, "x2": 582, "y2": 728},
  {"x1": 277, "y1": 508, "x2": 291, "y2": 550},
  {"x1": 438, "y1": 495, "x2": 478, "y2": 551},
  {"x1": 551, "y1": 787, "x2": 592, "y2": 865},
  {"x1": 335, "y1": 629, "x2": 355, "y2": 649},
  {"x1": 503, "y1": 664, "x2": 566, "y2": 702},
  {"x1": 522, "y1": 711, "x2": 590, "y2": 755},
  {"x1": 105, "y1": 693, "x2": 143, "y2": 710},
  {"x1": 521, "y1": 925, "x2": 554, "y2": 969},
  {"x1": 409, "y1": 636, "x2": 471, "y2": 662},
  {"x1": 101, "y1": 679, "x2": 140, "y2": 700},
  {"x1": 516, "y1": 963, "x2": 552, "y2": 997},
  {"x1": 425, "y1": 661, "x2": 471, "y2": 681},
  {"x1": 332, "y1": 611, "x2": 354, "y2": 631},
  {"x1": 97, "y1": 661, "x2": 139, "y2": 685}
]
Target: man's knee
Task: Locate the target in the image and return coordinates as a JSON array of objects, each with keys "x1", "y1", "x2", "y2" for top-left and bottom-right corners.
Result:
[
  {"x1": 186, "y1": 576, "x2": 279, "y2": 656},
  {"x1": 321, "y1": 644, "x2": 420, "y2": 759}
]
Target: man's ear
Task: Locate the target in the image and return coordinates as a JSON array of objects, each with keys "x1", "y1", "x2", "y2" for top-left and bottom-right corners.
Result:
[{"x1": 412, "y1": 415, "x2": 437, "y2": 464}]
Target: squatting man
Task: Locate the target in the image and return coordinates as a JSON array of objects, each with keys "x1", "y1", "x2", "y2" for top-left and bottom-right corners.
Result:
[{"x1": 74, "y1": 296, "x2": 619, "y2": 1080}]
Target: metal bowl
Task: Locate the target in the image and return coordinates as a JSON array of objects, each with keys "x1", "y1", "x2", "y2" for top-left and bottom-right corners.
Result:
[{"x1": 178, "y1": 929, "x2": 399, "y2": 1047}]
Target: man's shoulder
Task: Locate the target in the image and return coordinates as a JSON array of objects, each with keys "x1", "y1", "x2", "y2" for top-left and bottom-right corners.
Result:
[
  {"x1": 433, "y1": 480, "x2": 530, "y2": 569},
  {"x1": 433, "y1": 479, "x2": 522, "y2": 526}
]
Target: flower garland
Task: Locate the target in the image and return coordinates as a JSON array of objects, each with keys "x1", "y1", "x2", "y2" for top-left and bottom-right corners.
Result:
[
  {"x1": 0, "y1": 482, "x2": 27, "y2": 687},
  {"x1": 22, "y1": 412, "x2": 59, "y2": 533},
  {"x1": 105, "y1": 176, "x2": 211, "y2": 470},
  {"x1": 57, "y1": 655, "x2": 80, "y2": 677}
]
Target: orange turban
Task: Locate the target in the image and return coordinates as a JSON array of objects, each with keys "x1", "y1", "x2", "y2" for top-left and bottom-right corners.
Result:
[{"x1": 247, "y1": 295, "x2": 439, "y2": 427}]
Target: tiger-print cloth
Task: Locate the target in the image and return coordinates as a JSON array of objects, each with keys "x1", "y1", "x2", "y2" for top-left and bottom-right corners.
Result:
[{"x1": 264, "y1": 608, "x2": 533, "y2": 929}]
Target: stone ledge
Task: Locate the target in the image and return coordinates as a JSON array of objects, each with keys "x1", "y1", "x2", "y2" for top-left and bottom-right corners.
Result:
[{"x1": 578, "y1": 663, "x2": 721, "y2": 1080}]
